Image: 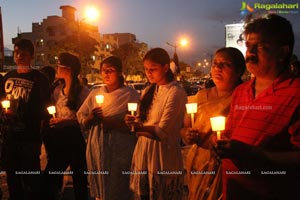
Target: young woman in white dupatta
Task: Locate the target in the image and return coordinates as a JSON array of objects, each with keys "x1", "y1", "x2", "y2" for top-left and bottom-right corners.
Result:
[
  {"x1": 125, "y1": 48, "x2": 187, "y2": 200},
  {"x1": 77, "y1": 56, "x2": 140, "y2": 200}
]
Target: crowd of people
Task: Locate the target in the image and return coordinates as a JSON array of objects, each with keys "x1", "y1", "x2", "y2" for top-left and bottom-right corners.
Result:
[{"x1": 0, "y1": 13, "x2": 299, "y2": 200}]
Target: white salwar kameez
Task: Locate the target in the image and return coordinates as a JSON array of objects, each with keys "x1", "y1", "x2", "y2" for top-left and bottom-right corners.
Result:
[
  {"x1": 130, "y1": 81, "x2": 187, "y2": 200},
  {"x1": 77, "y1": 86, "x2": 140, "y2": 200}
]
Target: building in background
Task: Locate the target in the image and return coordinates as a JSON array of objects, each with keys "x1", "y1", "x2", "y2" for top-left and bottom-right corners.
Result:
[
  {"x1": 4, "y1": 5, "x2": 148, "y2": 83},
  {"x1": 12, "y1": 5, "x2": 103, "y2": 70},
  {"x1": 104, "y1": 33, "x2": 136, "y2": 46}
]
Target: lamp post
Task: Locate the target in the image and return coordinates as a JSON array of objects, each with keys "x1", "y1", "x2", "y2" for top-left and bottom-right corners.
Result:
[
  {"x1": 166, "y1": 38, "x2": 188, "y2": 67},
  {"x1": 166, "y1": 42, "x2": 178, "y2": 53},
  {"x1": 166, "y1": 42, "x2": 179, "y2": 67},
  {"x1": 76, "y1": 6, "x2": 99, "y2": 81}
]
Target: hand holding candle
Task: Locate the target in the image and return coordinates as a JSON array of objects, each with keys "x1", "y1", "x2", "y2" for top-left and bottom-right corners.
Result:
[
  {"x1": 47, "y1": 106, "x2": 56, "y2": 118},
  {"x1": 128, "y1": 103, "x2": 138, "y2": 132},
  {"x1": 1, "y1": 100, "x2": 10, "y2": 112},
  {"x1": 210, "y1": 116, "x2": 226, "y2": 140},
  {"x1": 186, "y1": 103, "x2": 197, "y2": 128},
  {"x1": 95, "y1": 95, "x2": 104, "y2": 106}
]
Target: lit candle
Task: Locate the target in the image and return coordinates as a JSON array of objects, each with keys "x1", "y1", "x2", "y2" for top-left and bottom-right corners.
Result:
[
  {"x1": 128, "y1": 103, "x2": 138, "y2": 132},
  {"x1": 186, "y1": 103, "x2": 197, "y2": 128},
  {"x1": 95, "y1": 95, "x2": 104, "y2": 105},
  {"x1": 128, "y1": 103, "x2": 138, "y2": 116},
  {"x1": 1, "y1": 100, "x2": 10, "y2": 112},
  {"x1": 47, "y1": 106, "x2": 56, "y2": 118},
  {"x1": 210, "y1": 116, "x2": 226, "y2": 140}
]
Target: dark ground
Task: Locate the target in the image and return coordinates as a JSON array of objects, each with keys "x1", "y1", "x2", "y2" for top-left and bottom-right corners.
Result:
[
  {"x1": 0, "y1": 145, "x2": 190, "y2": 200},
  {"x1": 0, "y1": 144, "x2": 92, "y2": 200}
]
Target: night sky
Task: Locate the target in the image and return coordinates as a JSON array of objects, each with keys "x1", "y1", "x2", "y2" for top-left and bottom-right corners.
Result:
[{"x1": 1, "y1": 0, "x2": 299, "y2": 64}]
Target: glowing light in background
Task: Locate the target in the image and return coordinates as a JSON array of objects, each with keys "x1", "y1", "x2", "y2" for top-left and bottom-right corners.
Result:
[
  {"x1": 84, "y1": 6, "x2": 100, "y2": 21},
  {"x1": 180, "y1": 38, "x2": 188, "y2": 47}
]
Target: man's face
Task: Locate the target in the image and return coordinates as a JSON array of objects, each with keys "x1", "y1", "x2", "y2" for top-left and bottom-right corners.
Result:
[
  {"x1": 13, "y1": 46, "x2": 33, "y2": 67},
  {"x1": 245, "y1": 33, "x2": 281, "y2": 79}
]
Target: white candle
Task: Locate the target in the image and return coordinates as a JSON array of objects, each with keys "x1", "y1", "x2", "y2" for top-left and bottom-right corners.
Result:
[
  {"x1": 1, "y1": 100, "x2": 10, "y2": 112},
  {"x1": 210, "y1": 116, "x2": 226, "y2": 140},
  {"x1": 47, "y1": 106, "x2": 56, "y2": 118},
  {"x1": 128, "y1": 103, "x2": 138, "y2": 116},
  {"x1": 128, "y1": 103, "x2": 138, "y2": 132},
  {"x1": 186, "y1": 103, "x2": 197, "y2": 128},
  {"x1": 95, "y1": 95, "x2": 104, "y2": 105}
]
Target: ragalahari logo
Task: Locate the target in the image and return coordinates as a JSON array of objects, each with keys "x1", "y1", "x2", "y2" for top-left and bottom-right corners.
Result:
[
  {"x1": 240, "y1": 1, "x2": 299, "y2": 15},
  {"x1": 240, "y1": 1, "x2": 254, "y2": 16}
]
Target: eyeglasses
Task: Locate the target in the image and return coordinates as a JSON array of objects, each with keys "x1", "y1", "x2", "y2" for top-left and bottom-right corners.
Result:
[
  {"x1": 101, "y1": 68, "x2": 117, "y2": 74},
  {"x1": 211, "y1": 62, "x2": 232, "y2": 69}
]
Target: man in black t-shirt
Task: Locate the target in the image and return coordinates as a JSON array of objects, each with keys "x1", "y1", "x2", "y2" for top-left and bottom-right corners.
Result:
[{"x1": 0, "y1": 39, "x2": 51, "y2": 200}]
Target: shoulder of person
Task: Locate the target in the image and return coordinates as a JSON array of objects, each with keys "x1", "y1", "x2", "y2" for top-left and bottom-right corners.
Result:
[
  {"x1": 31, "y1": 69, "x2": 44, "y2": 76},
  {"x1": 31, "y1": 69, "x2": 49, "y2": 82},
  {"x1": 143, "y1": 83, "x2": 152, "y2": 92},
  {"x1": 234, "y1": 80, "x2": 251, "y2": 92},
  {"x1": 88, "y1": 86, "x2": 101, "y2": 97},
  {"x1": 166, "y1": 82, "x2": 187, "y2": 101},
  {"x1": 189, "y1": 87, "x2": 211, "y2": 104},
  {"x1": 81, "y1": 85, "x2": 90, "y2": 92},
  {"x1": 80, "y1": 85, "x2": 90, "y2": 98},
  {"x1": 3, "y1": 69, "x2": 17, "y2": 79},
  {"x1": 290, "y1": 76, "x2": 300, "y2": 86},
  {"x1": 52, "y1": 82, "x2": 64, "y2": 93},
  {"x1": 124, "y1": 85, "x2": 140, "y2": 94}
]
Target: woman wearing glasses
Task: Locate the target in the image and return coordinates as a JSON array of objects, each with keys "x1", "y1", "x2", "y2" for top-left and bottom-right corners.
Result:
[{"x1": 77, "y1": 56, "x2": 140, "y2": 200}]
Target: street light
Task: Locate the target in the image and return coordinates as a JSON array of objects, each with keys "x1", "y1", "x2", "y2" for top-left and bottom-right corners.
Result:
[
  {"x1": 84, "y1": 6, "x2": 100, "y2": 22},
  {"x1": 166, "y1": 38, "x2": 188, "y2": 70},
  {"x1": 166, "y1": 42, "x2": 178, "y2": 53},
  {"x1": 166, "y1": 38, "x2": 188, "y2": 53},
  {"x1": 77, "y1": 6, "x2": 99, "y2": 81}
]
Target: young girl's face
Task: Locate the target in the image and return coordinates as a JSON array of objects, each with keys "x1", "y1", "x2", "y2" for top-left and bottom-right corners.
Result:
[
  {"x1": 101, "y1": 64, "x2": 120, "y2": 86},
  {"x1": 144, "y1": 59, "x2": 168, "y2": 85}
]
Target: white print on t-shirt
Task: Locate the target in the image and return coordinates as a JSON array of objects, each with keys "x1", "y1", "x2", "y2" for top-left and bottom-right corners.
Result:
[{"x1": 4, "y1": 78, "x2": 34, "y2": 103}]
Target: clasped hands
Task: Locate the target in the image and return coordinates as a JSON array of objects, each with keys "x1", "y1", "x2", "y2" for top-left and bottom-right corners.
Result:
[
  {"x1": 182, "y1": 128, "x2": 203, "y2": 145},
  {"x1": 181, "y1": 126, "x2": 258, "y2": 160},
  {"x1": 83, "y1": 107, "x2": 103, "y2": 127},
  {"x1": 124, "y1": 114, "x2": 140, "y2": 129}
]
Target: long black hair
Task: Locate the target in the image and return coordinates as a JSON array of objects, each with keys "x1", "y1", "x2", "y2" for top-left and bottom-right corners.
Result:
[
  {"x1": 58, "y1": 52, "x2": 83, "y2": 111},
  {"x1": 139, "y1": 48, "x2": 174, "y2": 122}
]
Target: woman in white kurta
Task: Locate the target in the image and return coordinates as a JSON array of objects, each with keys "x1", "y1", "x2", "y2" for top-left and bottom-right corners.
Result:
[
  {"x1": 77, "y1": 56, "x2": 140, "y2": 200},
  {"x1": 125, "y1": 48, "x2": 187, "y2": 200}
]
